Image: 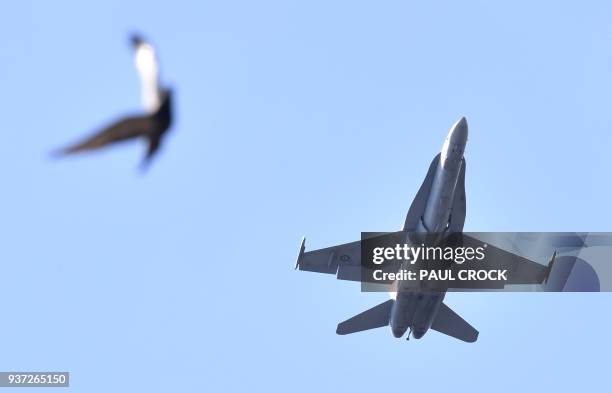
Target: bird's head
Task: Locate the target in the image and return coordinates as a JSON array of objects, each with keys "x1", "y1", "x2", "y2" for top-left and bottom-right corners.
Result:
[{"x1": 130, "y1": 33, "x2": 146, "y2": 48}]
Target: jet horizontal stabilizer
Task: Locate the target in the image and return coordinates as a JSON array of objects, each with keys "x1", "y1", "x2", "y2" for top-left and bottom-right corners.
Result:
[
  {"x1": 430, "y1": 302, "x2": 478, "y2": 342},
  {"x1": 336, "y1": 300, "x2": 394, "y2": 335}
]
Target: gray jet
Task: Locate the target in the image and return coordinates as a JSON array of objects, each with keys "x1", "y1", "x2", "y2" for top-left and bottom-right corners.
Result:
[{"x1": 295, "y1": 117, "x2": 556, "y2": 342}]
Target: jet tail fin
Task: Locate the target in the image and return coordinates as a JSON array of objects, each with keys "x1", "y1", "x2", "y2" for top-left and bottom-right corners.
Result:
[
  {"x1": 431, "y1": 302, "x2": 479, "y2": 342},
  {"x1": 336, "y1": 300, "x2": 394, "y2": 335}
]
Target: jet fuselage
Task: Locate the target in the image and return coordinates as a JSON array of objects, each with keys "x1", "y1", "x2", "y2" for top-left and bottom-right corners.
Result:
[{"x1": 390, "y1": 117, "x2": 468, "y2": 339}]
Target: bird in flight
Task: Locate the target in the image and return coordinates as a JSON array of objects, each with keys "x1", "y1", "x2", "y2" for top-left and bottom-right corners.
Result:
[{"x1": 54, "y1": 34, "x2": 173, "y2": 169}]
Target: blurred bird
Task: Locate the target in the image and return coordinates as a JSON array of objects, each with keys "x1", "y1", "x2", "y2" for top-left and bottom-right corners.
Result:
[{"x1": 54, "y1": 34, "x2": 173, "y2": 169}]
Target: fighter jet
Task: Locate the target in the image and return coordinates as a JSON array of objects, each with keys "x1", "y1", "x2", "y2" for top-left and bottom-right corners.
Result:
[
  {"x1": 53, "y1": 34, "x2": 173, "y2": 168},
  {"x1": 295, "y1": 117, "x2": 561, "y2": 342}
]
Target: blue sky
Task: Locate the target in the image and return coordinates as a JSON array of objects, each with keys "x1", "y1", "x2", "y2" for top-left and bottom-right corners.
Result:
[{"x1": 1, "y1": 0, "x2": 611, "y2": 391}]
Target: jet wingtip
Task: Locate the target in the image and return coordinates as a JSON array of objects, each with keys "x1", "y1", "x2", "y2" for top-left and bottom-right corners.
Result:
[
  {"x1": 294, "y1": 237, "x2": 306, "y2": 270},
  {"x1": 543, "y1": 250, "x2": 558, "y2": 284}
]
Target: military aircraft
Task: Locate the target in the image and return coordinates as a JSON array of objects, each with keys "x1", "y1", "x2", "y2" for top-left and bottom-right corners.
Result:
[
  {"x1": 53, "y1": 34, "x2": 173, "y2": 169},
  {"x1": 295, "y1": 117, "x2": 564, "y2": 342}
]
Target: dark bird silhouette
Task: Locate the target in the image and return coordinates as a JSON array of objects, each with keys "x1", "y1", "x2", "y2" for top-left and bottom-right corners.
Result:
[{"x1": 54, "y1": 34, "x2": 173, "y2": 169}]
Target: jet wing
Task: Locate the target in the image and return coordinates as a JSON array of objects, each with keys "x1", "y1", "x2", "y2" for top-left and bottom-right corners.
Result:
[
  {"x1": 446, "y1": 234, "x2": 550, "y2": 288},
  {"x1": 296, "y1": 238, "x2": 362, "y2": 281},
  {"x1": 295, "y1": 233, "x2": 556, "y2": 288},
  {"x1": 296, "y1": 233, "x2": 406, "y2": 282},
  {"x1": 473, "y1": 232, "x2": 584, "y2": 258}
]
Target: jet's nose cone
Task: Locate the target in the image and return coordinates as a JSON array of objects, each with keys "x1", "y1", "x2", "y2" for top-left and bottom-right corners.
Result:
[
  {"x1": 456, "y1": 116, "x2": 467, "y2": 129},
  {"x1": 448, "y1": 116, "x2": 468, "y2": 144}
]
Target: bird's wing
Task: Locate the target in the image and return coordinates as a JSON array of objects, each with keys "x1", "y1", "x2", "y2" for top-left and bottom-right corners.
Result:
[
  {"x1": 56, "y1": 115, "x2": 153, "y2": 155},
  {"x1": 132, "y1": 35, "x2": 162, "y2": 113}
]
